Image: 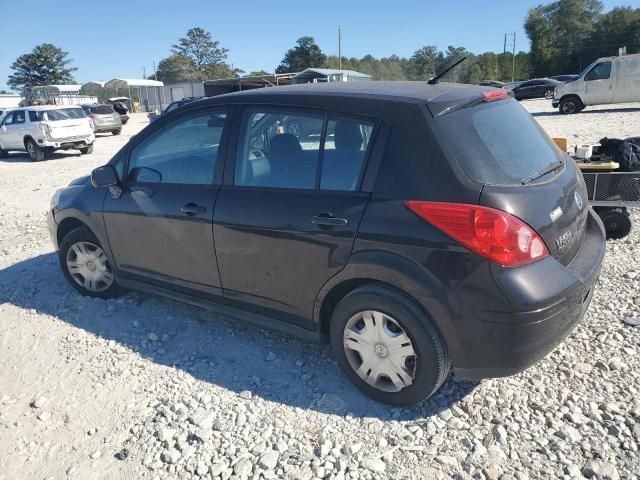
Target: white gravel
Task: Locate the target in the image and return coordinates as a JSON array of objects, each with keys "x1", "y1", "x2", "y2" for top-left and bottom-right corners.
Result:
[{"x1": 1, "y1": 101, "x2": 639, "y2": 480}]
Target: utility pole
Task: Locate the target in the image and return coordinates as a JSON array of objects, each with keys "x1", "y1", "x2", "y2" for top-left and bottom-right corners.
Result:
[
  {"x1": 152, "y1": 61, "x2": 157, "y2": 80},
  {"x1": 503, "y1": 33, "x2": 507, "y2": 81},
  {"x1": 338, "y1": 25, "x2": 342, "y2": 70},
  {"x1": 511, "y1": 32, "x2": 516, "y2": 82},
  {"x1": 143, "y1": 66, "x2": 146, "y2": 79}
]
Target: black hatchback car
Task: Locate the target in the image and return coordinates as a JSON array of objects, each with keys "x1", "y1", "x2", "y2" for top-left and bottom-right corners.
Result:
[{"x1": 48, "y1": 82, "x2": 605, "y2": 405}]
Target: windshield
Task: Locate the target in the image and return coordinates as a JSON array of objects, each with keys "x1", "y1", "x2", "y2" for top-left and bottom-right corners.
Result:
[
  {"x1": 578, "y1": 61, "x2": 597, "y2": 78},
  {"x1": 89, "y1": 105, "x2": 115, "y2": 115},
  {"x1": 438, "y1": 99, "x2": 564, "y2": 185},
  {"x1": 44, "y1": 108, "x2": 86, "y2": 121}
]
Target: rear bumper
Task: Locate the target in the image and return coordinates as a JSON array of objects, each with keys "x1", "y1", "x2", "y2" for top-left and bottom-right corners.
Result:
[
  {"x1": 40, "y1": 133, "x2": 94, "y2": 149},
  {"x1": 94, "y1": 123, "x2": 120, "y2": 133},
  {"x1": 451, "y1": 208, "x2": 606, "y2": 379}
]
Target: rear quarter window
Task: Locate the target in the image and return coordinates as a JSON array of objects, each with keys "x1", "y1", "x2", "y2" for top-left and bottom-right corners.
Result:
[{"x1": 437, "y1": 100, "x2": 564, "y2": 185}]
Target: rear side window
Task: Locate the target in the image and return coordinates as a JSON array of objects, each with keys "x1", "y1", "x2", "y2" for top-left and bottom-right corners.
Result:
[
  {"x1": 321, "y1": 117, "x2": 374, "y2": 191},
  {"x1": 29, "y1": 111, "x2": 44, "y2": 122},
  {"x1": 235, "y1": 110, "x2": 323, "y2": 189},
  {"x1": 90, "y1": 105, "x2": 115, "y2": 114},
  {"x1": 585, "y1": 62, "x2": 611, "y2": 81},
  {"x1": 235, "y1": 109, "x2": 374, "y2": 191},
  {"x1": 438, "y1": 100, "x2": 564, "y2": 185}
]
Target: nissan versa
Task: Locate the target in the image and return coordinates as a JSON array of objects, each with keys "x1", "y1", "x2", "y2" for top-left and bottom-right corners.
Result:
[{"x1": 48, "y1": 82, "x2": 606, "y2": 405}]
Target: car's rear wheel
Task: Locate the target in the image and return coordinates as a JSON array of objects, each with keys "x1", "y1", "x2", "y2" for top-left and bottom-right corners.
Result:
[
  {"x1": 0, "y1": 145, "x2": 7, "y2": 158},
  {"x1": 80, "y1": 144, "x2": 94, "y2": 155},
  {"x1": 26, "y1": 138, "x2": 46, "y2": 161},
  {"x1": 544, "y1": 90, "x2": 554, "y2": 100},
  {"x1": 59, "y1": 226, "x2": 121, "y2": 298},
  {"x1": 112, "y1": 128, "x2": 121, "y2": 136},
  {"x1": 330, "y1": 284, "x2": 450, "y2": 405}
]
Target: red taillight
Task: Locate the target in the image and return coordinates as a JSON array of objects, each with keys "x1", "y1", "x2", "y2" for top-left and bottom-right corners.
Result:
[
  {"x1": 405, "y1": 201, "x2": 549, "y2": 267},
  {"x1": 482, "y1": 89, "x2": 510, "y2": 102}
]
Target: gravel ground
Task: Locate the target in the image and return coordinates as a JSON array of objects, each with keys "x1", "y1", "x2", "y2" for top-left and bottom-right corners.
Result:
[{"x1": 0, "y1": 100, "x2": 639, "y2": 480}]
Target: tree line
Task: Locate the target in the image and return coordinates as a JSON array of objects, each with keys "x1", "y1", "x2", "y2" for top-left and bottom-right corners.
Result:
[{"x1": 6, "y1": 0, "x2": 639, "y2": 92}]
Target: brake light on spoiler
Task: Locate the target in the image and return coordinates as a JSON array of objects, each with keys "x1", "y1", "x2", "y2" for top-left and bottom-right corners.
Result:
[
  {"x1": 482, "y1": 89, "x2": 511, "y2": 102},
  {"x1": 405, "y1": 201, "x2": 549, "y2": 267}
]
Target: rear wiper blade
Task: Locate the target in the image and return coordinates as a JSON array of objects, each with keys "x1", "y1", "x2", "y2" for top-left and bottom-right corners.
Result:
[{"x1": 521, "y1": 160, "x2": 563, "y2": 185}]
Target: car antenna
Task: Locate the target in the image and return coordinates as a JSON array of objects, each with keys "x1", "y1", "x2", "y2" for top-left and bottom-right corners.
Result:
[{"x1": 427, "y1": 56, "x2": 467, "y2": 85}]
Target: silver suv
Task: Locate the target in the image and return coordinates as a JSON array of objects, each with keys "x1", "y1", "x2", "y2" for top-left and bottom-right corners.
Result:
[
  {"x1": 81, "y1": 104, "x2": 122, "y2": 135},
  {"x1": 0, "y1": 106, "x2": 95, "y2": 161}
]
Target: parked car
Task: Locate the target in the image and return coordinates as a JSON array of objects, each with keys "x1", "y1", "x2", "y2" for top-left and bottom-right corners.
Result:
[
  {"x1": 149, "y1": 97, "x2": 205, "y2": 122},
  {"x1": 108, "y1": 101, "x2": 130, "y2": 125},
  {"x1": 510, "y1": 78, "x2": 562, "y2": 100},
  {"x1": 0, "y1": 105, "x2": 94, "y2": 161},
  {"x1": 553, "y1": 53, "x2": 640, "y2": 114},
  {"x1": 81, "y1": 104, "x2": 122, "y2": 135},
  {"x1": 550, "y1": 74, "x2": 580, "y2": 83},
  {"x1": 48, "y1": 82, "x2": 605, "y2": 405},
  {"x1": 478, "y1": 80, "x2": 506, "y2": 88}
]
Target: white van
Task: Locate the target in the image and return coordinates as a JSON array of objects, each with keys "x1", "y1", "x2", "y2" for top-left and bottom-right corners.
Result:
[{"x1": 552, "y1": 53, "x2": 640, "y2": 114}]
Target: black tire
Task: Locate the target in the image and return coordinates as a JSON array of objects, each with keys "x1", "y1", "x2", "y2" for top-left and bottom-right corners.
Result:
[
  {"x1": 112, "y1": 128, "x2": 121, "y2": 136},
  {"x1": 0, "y1": 146, "x2": 7, "y2": 158},
  {"x1": 25, "y1": 138, "x2": 46, "y2": 161},
  {"x1": 559, "y1": 97, "x2": 582, "y2": 115},
  {"x1": 59, "y1": 226, "x2": 122, "y2": 299},
  {"x1": 597, "y1": 208, "x2": 632, "y2": 240},
  {"x1": 544, "y1": 90, "x2": 554, "y2": 100},
  {"x1": 330, "y1": 284, "x2": 450, "y2": 405},
  {"x1": 80, "y1": 144, "x2": 94, "y2": 155}
]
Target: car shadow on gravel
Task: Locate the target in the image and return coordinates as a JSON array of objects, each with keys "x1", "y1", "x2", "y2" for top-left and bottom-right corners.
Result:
[
  {"x1": 0, "y1": 253, "x2": 479, "y2": 420},
  {"x1": 531, "y1": 107, "x2": 640, "y2": 118},
  {"x1": 0, "y1": 151, "x2": 83, "y2": 163}
]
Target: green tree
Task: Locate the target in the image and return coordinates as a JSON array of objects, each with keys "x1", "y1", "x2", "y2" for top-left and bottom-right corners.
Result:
[
  {"x1": 525, "y1": 0, "x2": 603, "y2": 76},
  {"x1": 249, "y1": 70, "x2": 271, "y2": 76},
  {"x1": 7, "y1": 43, "x2": 76, "y2": 91},
  {"x1": 156, "y1": 27, "x2": 235, "y2": 82},
  {"x1": 587, "y1": 6, "x2": 640, "y2": 58},
  {"x1": 408, "y1": 46, "x2": 439, "y2": 80},
  {"x1": 276, "y1": 36, "x2": 327, "y2": 74}
]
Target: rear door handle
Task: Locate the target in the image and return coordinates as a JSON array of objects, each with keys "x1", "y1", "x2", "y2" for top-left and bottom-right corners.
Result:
[
  {"x1": 311, "y1": 213, "x2": 348, "y2": 227},
  {"x1": 181, "y1": 203, "x2": 206, "y2": 216}
]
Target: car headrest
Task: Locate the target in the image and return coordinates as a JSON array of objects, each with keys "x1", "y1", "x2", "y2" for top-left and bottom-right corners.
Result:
[
  {"x1": 334, "y1": 122, "x2": 363, "y2": 153},
  {"x1": 268, "y1": 134, "x2": 303, "y2": 171}
]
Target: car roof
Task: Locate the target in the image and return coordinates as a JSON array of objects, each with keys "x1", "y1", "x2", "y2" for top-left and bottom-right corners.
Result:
[
  {"x1": 215, "y1": 81, "x2": 489, "y2": 104},
  {"x1": 20, "y1": 105, "x2": 84, "y2": 111}
]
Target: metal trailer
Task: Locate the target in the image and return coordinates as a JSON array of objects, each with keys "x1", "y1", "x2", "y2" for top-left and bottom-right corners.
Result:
[{"x1": 581, "y1": 170, "x2": 640, "y2": 239}]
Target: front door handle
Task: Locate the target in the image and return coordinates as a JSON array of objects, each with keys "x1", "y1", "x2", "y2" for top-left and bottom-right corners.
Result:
[
  {"x1": 181, "y1": 203, "x2": 206, "y2": 216},
  {"x1": 311, "y1": 213, "x2": 348, "y2": 227}
]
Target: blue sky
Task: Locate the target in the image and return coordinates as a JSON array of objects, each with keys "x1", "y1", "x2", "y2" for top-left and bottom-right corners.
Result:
[{"x1": 0, "y1": 0, "x2": 629, "y2": 91}]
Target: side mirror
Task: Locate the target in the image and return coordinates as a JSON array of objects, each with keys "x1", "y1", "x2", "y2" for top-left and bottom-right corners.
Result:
[{"x1": 91, "y1": 164, "x2": 118, "y2": 188}]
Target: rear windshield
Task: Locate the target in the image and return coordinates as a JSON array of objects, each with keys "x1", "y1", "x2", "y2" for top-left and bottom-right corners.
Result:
[
  {"x1": 43, "y1": 108, "x2": 87, "y2": 121},
  {"x1": 437, "y1": 100, "x2": 563, "y2": 185},
  {"x1": 89, "y1": 105, "x2": 115, "y2": 114}
]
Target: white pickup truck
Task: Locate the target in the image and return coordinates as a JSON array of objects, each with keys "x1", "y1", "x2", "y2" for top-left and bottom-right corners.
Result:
[
  {"x1": 553, "y1": 53, "x2": 640, "y2": 114},
  {"x1": 0, "y1": 105, "x2": 95, "y2": 161}
]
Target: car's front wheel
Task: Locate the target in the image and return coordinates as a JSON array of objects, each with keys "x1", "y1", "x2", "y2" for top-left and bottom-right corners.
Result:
[
  {"x1": 330, "y1": 284, "x2": 450, "y2": 405},
  {"x1": 59, "y1": 226, "x2": 121, "y2": 298}
]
